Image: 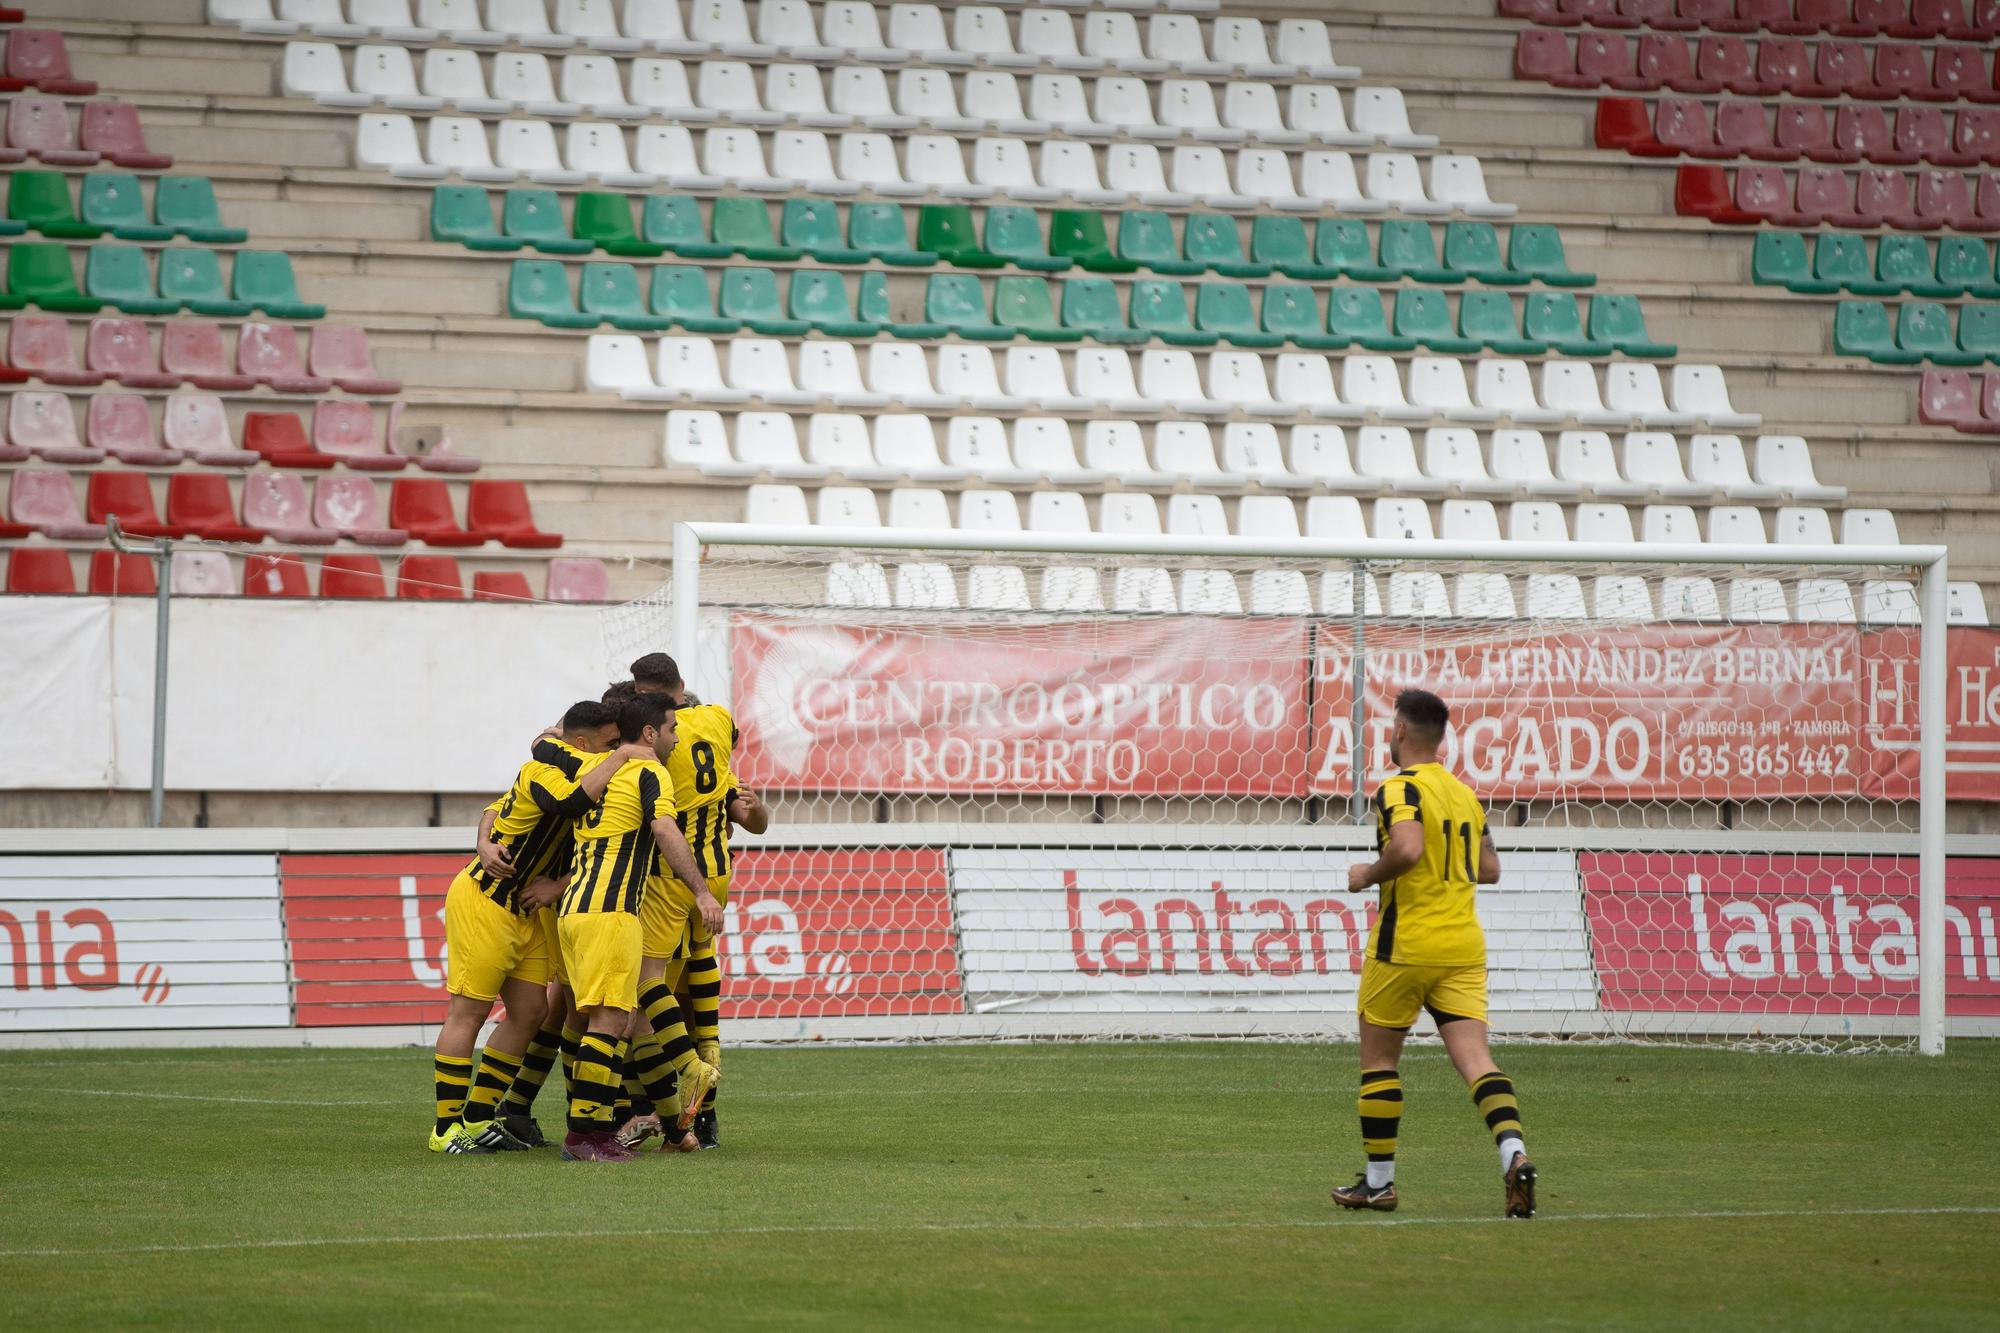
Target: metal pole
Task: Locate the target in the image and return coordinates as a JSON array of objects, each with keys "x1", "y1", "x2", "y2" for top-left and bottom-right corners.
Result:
[
  {"x1": 106, "y1": 518, "x2": 171, "y2": 829},
  {"x1": 1349, "y1": 563, "x2": 1367, "y2": 824},
  {"x1": 671, "y1": 522, "x2": 702, "y2": 696},
  {"x1": 1917, "y1": 556, "x2": 1948, "y2": 1056}
]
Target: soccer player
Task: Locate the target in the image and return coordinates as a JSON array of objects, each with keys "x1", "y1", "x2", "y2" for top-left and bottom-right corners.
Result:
[
  {"x1": 430, "y1": 700, "x2": 645, "y2": 1155},
  {"x1": 1330, "y1": 688, "x2": 1538, "y2": 1219},
  {"x1": 558, "y1": 694, "x2": 722, "y2": 1163}
]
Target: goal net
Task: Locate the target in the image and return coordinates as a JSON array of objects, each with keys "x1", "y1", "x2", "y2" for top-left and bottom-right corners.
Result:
[{"x1": 602, "y1": 523, "x2": 1949, "y2": 1053}]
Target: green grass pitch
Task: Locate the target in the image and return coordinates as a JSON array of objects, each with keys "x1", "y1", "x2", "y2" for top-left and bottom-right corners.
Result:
[{"x1": 1, "y1": 1041, "x2": 1995, "y2": 1329}]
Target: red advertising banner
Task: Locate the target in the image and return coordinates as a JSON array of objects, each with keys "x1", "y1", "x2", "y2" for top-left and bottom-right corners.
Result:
[
  {"x1": 1580, "y1": 852, "x2": 2000, "y2": 1016},
  {"x1": 1859, "y1": 625, "x2": 2000, "y2": 803},
  {"x1": 730, "y1": 612, "x2": 1312, "y2": 796},
  {"x1": 279, "y1": 850, "x2": 963, "y2": 1027}
]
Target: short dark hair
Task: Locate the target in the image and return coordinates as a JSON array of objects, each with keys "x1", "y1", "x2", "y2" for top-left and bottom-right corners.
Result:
[
  {"x1": 560, "y1": 700, "x2": 616, "y2": 735},
  {"x1": 677, "y1": 690, "x2": 702, "y2": 709},
  {"x1": 600, "y1": 679, "x2": 640, "y2": 709},
  {"x1": 1395, "y1": 688, "x2": 1450, "y2": 744},
  {"x1": 618, "y1": 694, "x2": 670, "y2": 743},
  {"x1": 630, "y1": 652, "x2": 682, "y2": 689}
]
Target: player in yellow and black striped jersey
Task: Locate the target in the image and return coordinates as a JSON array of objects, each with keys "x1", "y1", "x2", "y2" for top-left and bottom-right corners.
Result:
[
  {"x1": 428, "y1": 700, "x2": 650, "y2": 1156},
  {"x1": 1330, "y1": 689, "x2": 1538, "y2": 1220}
]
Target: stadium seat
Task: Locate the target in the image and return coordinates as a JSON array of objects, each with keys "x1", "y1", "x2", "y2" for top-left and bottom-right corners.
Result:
[
  {"x1": 86, "y1": 471, "x2": 183, "y2": 540},
  {"x1": 157, "y1": 319, "x2": 248, "y2": 391},
  {"x1": 5, "y1": 547, "x2": 77, "y2": 593},
  {"x1": 85, "y1": 317, "x2": 177, "y2": 389},
  {"x1": 393, "y1": 554, "x2": 464, "y2": 600},
  {"x1": 7, "y1": 390, "x2": 95, "y2": 463},
  {"x1": 6, "y1": 96, "x2": 95, "y2": 166},
  {"x1": 84, "y1": 395, "x2": 174, "y2": 466},
  {"x1": 311, "y1": 401, "x2": 404, "y2": 472},
  {"x1": 10, "y1": 314, "x2": 101, "y2": 385},
  {"x1": 85, "y1": 245, "x2": 178, "y2": 316},
  {"x1": 156, "y1": 396, "x2": 251, "y2": 468},
  {"x1": 159, "y1": 248, "x2": 250, "y2": 316},
  {"x1": 314, "y1": 553, "x2": 386, "y2": 598},
  {"x1": 467, "y1": 479, "x2": 561, "y2": 548},
  {"x1": 544, "y1": 557, "x2": 610, "y2": 602},
  {"x1": 80, "y1": 102, "x2": 171, "y2": 170},
  {"x1": 9, "y1": 242, "x2": 99, "y2": 313},
  {"x1": 239, "y1": 322, "x2": 333, "y2": 393},
  {"x1": 148, "y1": 176, "x2": 243, "y2": 240},
  {"x1": 242, "y1": 409, "x2": 334, "y2": 469},
  {"x1": 388, "y1": 476, "x2": 482, "y2": 546},
  {"x1": 166, "y1": 474, "x2": 262, "y2": 545},
  {"x1": 8, "y1": 171, "x2": 100, "y2": 238}
]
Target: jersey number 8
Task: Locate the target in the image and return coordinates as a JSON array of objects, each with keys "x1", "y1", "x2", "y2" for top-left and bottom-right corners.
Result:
[{"x1": 690, "y1": 740, "x2": 718, "y2": 795}]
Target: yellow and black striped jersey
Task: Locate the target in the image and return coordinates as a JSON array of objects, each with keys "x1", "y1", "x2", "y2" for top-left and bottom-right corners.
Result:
[
  {"x1": 665, "y1": 703, "x2": 740, "y2": 882},
  {"x1": 1366, "y1": 762, "x2": 1489, "y2": 967},
  {"x1": 463, "y1": 740, "x2": 613, "y2": 914},
  {"x1": 563, "y1": 758, "x2": 676, "y2": 916}
]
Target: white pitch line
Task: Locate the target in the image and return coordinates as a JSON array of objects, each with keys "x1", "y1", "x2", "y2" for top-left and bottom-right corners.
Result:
[
  {"x1": 0, "y1": 1207, "x2": 1994, "y2": 1261},
  {"x1": 0, "y1": 1086, "x2": 390, "y2": 1107}
]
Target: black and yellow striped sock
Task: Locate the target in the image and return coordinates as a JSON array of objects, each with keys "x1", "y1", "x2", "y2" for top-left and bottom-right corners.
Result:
[
  {"x1": 627, "y1": 1029, "x2": 680, "y2": 1120},
  {"x1": 567, "y1": 1033, "x2": 620, "y2": 1137},
  {"x1": 611, "y1": 1043, "x2": 631, "y2": 1119},
  {"x1": 639, "y1": 980, "x2": 701, "y2": 1075},
  {"x1": 596, "y1": 1039, "x2": 628, "y2": 1131},
  {"x1": 433, "y1": 1054, "x2": 473, "y2": 1137},
  {"x1": 464, "y1": 1046, "x2": 521, "y2": 1125},
  {"x1": 558, "y1": 1024, "x2": 583, "y2": 1086},
  {"x1": 500, "y1": 1021, "x2": 562, "y2": 1118},
  {"x1": 685, "y1": 944, "x2": 722, "y2": 1111},
  {"x1": 1359, "y1": 1069, "x2": 1402, "y2": 1181},
  {"x1": 1472, "y1": 1071, "x2": 1525, "y2": 1162}
]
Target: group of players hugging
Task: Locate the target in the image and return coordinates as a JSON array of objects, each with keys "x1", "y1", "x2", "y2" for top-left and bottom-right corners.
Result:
[{"x1": 427, "y1": 652, "x2": 767, "y2": 1163}]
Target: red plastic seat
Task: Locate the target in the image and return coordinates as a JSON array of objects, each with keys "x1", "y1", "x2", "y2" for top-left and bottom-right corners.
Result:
[
  {"x1": 1916, "y1": 168, "x2": 2000, "y2": 231},
  {"x1": 389, "y1": 477, "x2": 483, "y2": 547},
  {"x1": 9, "y1": 467, "x2": 102, "y2": 538},
  {"x1": 237, "y1": 323, "x2": 332, "y2": 394},
  {"x1": 5, "y1": 96, "x2": 94, "y2": 165},
  {"x1": 1961, "y1": 0, "x2": 2000, "y2": 38},
  {"x1": 314, "y1": 474, "x2": 407, "y2": 545},
  {"x1": 1775, "y1": 103, "x2": 1838, "y2": 161},
  {"x1": 10, "y1": 315, "x2": 103, "y2": 386},
  {"x1": 1674, "y1": 162, "x2": 1768, "y2": 221},
  {"x1": 307, "y1": 325, "x2": 401, "y2": 395},
  {"x1": 8, "y1": 391, "x2": 100, "y2": 463},
  {"x1": 4, "y1": 30, "x2": 96, "y2": 95},
  {"x1": 86, "y1": 395, "x2": 180, "y2": 466},
  {"x1": 1499, "y1": 0, "x2": 1559, "y2": 17},
  {"x1": 166, "y1": 473, "x2": 263, "y2": 543},
  {"x1": 1919, "y1": 369, "x2": 1978, "y2": 428},
  {"x1": 1813, "y1": 39, "x2": 1873, "y2": 96},
  {"x1": 1583, "y1": 33, "x2": 1646, "y2": 88},
  {"x1": 312, "y1": 400, "x2": 407, "y2": 472},
  {"x1": 1515, "y1": 30, "x2": 1589, "y2": 86},
  {"x1": 1979, "y1": 373, "x2": 2000, "y2": 432},
  {"x1": 472, "y1": 570, "x2": 535, "y2": 602},
  {"x1": 1844, "y1": 167, "x2": 1921, "y2": 227},
  {"x1": 1904, "y1": 0, "x2": 1961, "y2": 34},
  {"x1": 1671, "y1": 0, "x2": 1734, "y2": 28},
  {"x1": 6, "y1": 547, "x2": 75, "y2": 593},
  {"x1": 1978, "y1": 173, "x2": 2000, "y2": 225},
  {"x1": 241, "y1": 472, "x2": 335, "y2": 544},
  {"x1": 1738, "y1": 0, "x2": 1816, "y2": 34},
  {"x1": 1955, "y1": 109, "x2": 2000, "y2": 165},
  {"x1": 1788, "y1": 165, "x2": 1856, "y2": 225},
  {"x1": 1865, "y1": 43, "x2": 1934, "y2": 102},
  {"x1": 1559, "y1": 0, "x2": 1627, "y2": 24},
  {"x1": 1833, "y1": 104, "x2": 1914, "y2": 165},
  {"x1": 1634, "y1": 33, "x2": 1720, "y2": 90},
  {"x1": 1930, "y1": 45, "x2": 2000, "y2": 104},
  {"x1": 318, "y1": 553, "x2": 387, "y2": 598},
  {"x1": 1649, "y1": 97, "x2": 1719, "y2": 156},
  {"x1": 87, "y1": 471, "x2": 185, "y2": 539},
  {"x1": 1897, "y1": 107, "x2": 1978, "y2": 168},
  {"x1": 467, "y1": 479, "x2": 562, "y2": 549},
  {"x1": 240, "y1": 410, "x2": 334, "y2": 469},
  {"x1": 1595, "y1": 96, "x2": 1665, "y2": 152},
  {"x1": 1694, "y1": 35, "x2": 1761, "y2": 91},
  {"x1": 1614, "y1": 0, "x2": 1677, "y2": 25},
  {"x1": 88, "y1": 551, "x2": 156, "y2": 596},
  {"x1": 546, "y1": 556, "x2": 610, "y2": 602},
  {"x1": 1795, "y1": 0, "x2": 1862, "y2": 32},
  {"x1": 1755, "y1": 36, "x2": 1836, "y2": 94},
  {"x1": 1717, "y1": 100, "x2": 1789, "y2": 159},
  {"x1": 242, "y1": 552, "x2": 309, "y2": 597},
  {"x1": 397, "y1": 554, "x2": 465, "y2": 600},
  {"x1": 79, "y1": 102, "x2": 170, "y2": 170},
  {"x1": 85, "y1": 317, "x2": 180, "y2": 389},
  {"x1": 159, "y1": 319, "x2": 254, "y2": 391},
  {"x1": 160, "y1": 394, "x2": 257, "y2": 467}
]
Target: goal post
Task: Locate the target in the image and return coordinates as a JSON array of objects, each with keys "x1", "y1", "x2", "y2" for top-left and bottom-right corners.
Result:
[{"x1": 639, "y1": 520, "x2": 1950, "y2": 1054}]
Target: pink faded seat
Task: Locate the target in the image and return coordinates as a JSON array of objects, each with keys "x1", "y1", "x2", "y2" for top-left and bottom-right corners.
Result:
[
  {"x1": 79, "y1": 101, "x2": 170, "y2": 169},
  {"x1": 238, "y1": 322, "x2": 333, "y2": 393},
  {"x1": 1868, "y1": 42, "x2": 1939, "y2": 103},
  {"x1": 4, "y1": 29, "x2": 96, "y2": 95},
  {"x1": 1693, "y1": 35, "x2": 1760, "y2": 93},
  {"x1": 1581, "y1": 33, "x2": 1646, "y2": 89},
  {"x1": 5, "y1": 96, "x2": 94, "y2": 165},
  {"x1": 1932, "y1": 45, "x2": 2000, "y2": 105},
  {"x1": 9, "y1": 466, "x2": 103, "y2": 538},
  {"x1": 1846, "y1": 167, "x2": 1922, "y2": 228},
  {"x1": 312, "y1": 400, "x2": 407, "y2": 471},
  {"x1": 168, "y1": 550, "x2": 234, "y2": 596},
  {"x1": 1916, "y1": 168, "x2": 2000, "y2": 232},
  {"x1": 1918, "y1": 369, "x2": 1982, "y2": 430},
  {"x1": 1954, "y1": 108, "x2": 2000, "y2": 165},
  {"x1": 1515, "y1": 30, "x2": 1591, "y2": 86},
  {"x1": 1715, "y1": 100, "x2": 1789, "y2": 161},
  {"x1": 1755, "y1": 36, "x2": 1838, "y2": 97},
  {"x1": 161, "y1": 393, "x2": 258, "y2": 466},
  {"x1": 86, "y1": 394, "x2": 182, "y2": 465},
  {"x1": 313, "y1": 474, "x2": 407, "y2": 545},
  {"x1": 1633, "y1": 33, "x2": 1716, "y2": 92},
  {"x1": 546, "y1": 556, "x2": 611, "y2": 602},
  {"x1": 1651, "y1": 97, "x2": 1724, "y2": 157},
  {"x1": 1831, "y1": 104, "x2": 1911, "y2": 166},
  {"x1": 10, "y1": 314, "x2": 103, "y2": 386},
  {"x1": 161, "y1": 319, "x2": 255, "y2": 391},
  {"x1": 307, "y1": 324, "x2": 401, "y2": 395},
  {"x1": 8, "y1": 390, "x2": 101, "y2": 463},
  {"x1": 240, "y1": 471, "x2": 336, "y2": 544},
  {"x1": 1814, "y1": 39, "x2": 1874, "y2": 97},
  {"x1": 1896, "y1": 107, "x2": 1979, "y2": 168},
  {"x1": 85, "y1": 317, "x2": 180, "y2": 388},
  {"x1": 1774, "y1": 103, "x2": 1837, "y2": 162}
]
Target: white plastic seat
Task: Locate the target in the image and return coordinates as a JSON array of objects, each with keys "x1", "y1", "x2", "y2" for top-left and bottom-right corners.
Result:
[
  {"x1": 1074, "y1": 348, "x2": 1162, "y2": 413},
  {"x1": 955, "y1": 6, "x2": 1037, "y2": 67},
  {"x1": 1275, "y1": 353, "x2": 1360, "y2": 420},
  {"x1": 1861, "y1": 581, "x2": 1919, "y2": 624},
  {"x1": 964, "y1": 72, "x2": 1042, "y2": 134},
  {"x1": 1020, "y1": 7, "x2": 1100, "y2": 69},
  {"x1": 935, "y1": 344, "x2": 1021, "y2": 411},
  {"x1": 352, "y1": 44, "x2": 437, "y2": 109},
  {"x1": 1430, "y1": 154, "x2": 1516, "y2": 218},
  {"x1": 1099, "y1": 489, "x2": 1164, "y2": 543},
  {"x1": 698, "y1": 60, "x2": 781, "y2": 124},
  {"x1": 888, "y1": 487, "x2": 953, "y2": 530},
  {"x1": 1409, "y1": 356, "x2": 1499, "y2": 425},
  {"x1": 1146, "y1": 14, "x2": 1226, "y2": 76},
  {"x1": 1223, "y1": 423, "x2": 1309, "y2": 491},
  {"x1": 350, "y1": 0, "x2": 438, "y2": 42},
  {"x1": 1167, "y1": 494, "x2": 1230, "y2": 538},
  {"x1": 663, "y1": 409, "x2": 759, "y2": 478},
  {"x1": 1094, "y1": 77, "x2": 1171, "y2": 140},
  {"x1": 1707, "y1": 505, "x2": 1769, "y2": 546},
  {"x1": 1605, "y1": 362, "x2": 1696, "y2": 429},
  {"x1": 765, "y1": 68, "x2": 843, "y2": 129},
  {"x1": 1222, "y1": 82, "x2": 1303, "y2": 145},
  {"x1": 1689, "y1": 434, "x2": 1784, "y2": 502},
  {"x1": 1170, "y1": 145, "x2": 1248, "y2": 209},
  {"x1": 1474, "y1": 359, "x2": 1563, "y2": 426},
  {"x1": 1341, "y1": 355, "x2": 1428, "y2": 422},
  {"x1": 1642, "y1": 504, "x2": 1702, "y2": 545},
  {"x1": 891, "y1": 561, "x2": 958, "y2": 609},
  {"x1": 1373, "y1": 496, "x2": 1435, "y2": 542},
  {"x1": 1085, "y1": 420, "x2": 1174, "y2": 488},
  {"x1": 733, "y1": 411, "x2": 831, "y2": 479},
  {"x1": 1013, "y1": 417, "x2": 1106, "y2": 485},
  {"x1": 1083, "y1": 12, "x2": 1164, "y2": 73},
  {"x1": 973, "y1": 137, "x2": 1051, "y2": 201},
  {"x1": 497, "y1": 118, "x2": 583, "y2": 184},
  {"x1": 418, "y1": 0, "x2": 498, "y2": 43},
  {"x1": 1039, "y1": 142, "x2": 1120, "y2": 204},
  {"x1": 1365, "y1": 152, "x2": 1448, "y2": 216},
  {"x1": 1233, "y1": 147, "x2": 1309, "y2": 209},
  {"x1": 728, "y1": 338, "x2": 813, "y2": 406},
  {"x1": 635, "y1": 125, "x2": 716, "y2": 184},
  {"x1": 772, "y1": 129, "x2": 842, "y2": 193},
  {"x1": 566, "y1": 122, "x2": 649, "y2": 185},
  {"x1": 894, "y1": 69, "x2": 969, "y2": 131},
  {"x1": 1425, "y1": 428, "x2": 1512, "y2": 497},
  {"x1": 629, "y1": 60, "x2": 702, "y2": 117},
  {"x1": 1729, "y1": 578, "x2": 1789, "y2": 622},
  {"x1": 1305, "y1": 495, "x2": 1368, "y2": 539},
  {"x1": 705, "y1": 126, "x2": 786, "y2": 190},
  {"x1": 823, "y1": 0, "x2": 904, "y2": 61},
  {"x1": 425, "y1": 115, "x2": 514, "y2": 181},
  {"x1": 1556, "y1": 431, "x2": 1649, "y2": 501},
  {"x1": 1201, "y1": 16, "x2": 1280, "y2": 75},
  {"x1": 1285, "y1": 85, "x2": 1369, "y2": 147},
  {"x1": 690, "y1": 0, "x2": 763, "y2": 53},
  {"x1": 1299, "y1": 151, "x2": 1376, "y2": 211},
  {"x1": 1140, "y1": 350, "x2": 1224, "y2": 414},
  {"x1": 421, "y1": 49, "x2": 507, "y2": 113},
  {"x1": 1441, "y1": 500, "x2": 1515, "y2": 617},
  {"x1": 797, "y1": 342, "x2": 887, "y2": 408},
  {"x1": 1661, "y1": 576, "x2": 1722, "y2": 619},
  {"x1": 558, "y1": 0, "x2": 642, "y2": 50},
  {"x1": 1840, "y1": 508, "x2": 1901, "y2": 546},
  {"x1": 1793, "y1": 579, "x2": 1857, "y2": 623},
  {"x1": 757, "y1": 0, "x2": 834, "y2": 58},
  {"x1": 490, "y1": 0, "x2": 572, "y2": 46},
  {"x1": 1539, "y1": 360, "x2": 1626, "y2": 427},
  {"x1": 745, "y1": 483, "x2": 810, "y2": 525},
  {"x1": 1595, "y1": 574, "x2": 1655, "y2": 620},
  {"x1": 1525, "y1": 574, "x2": 1587, "y2": 619},
  {"x1": 627, "y1": 0, "x2": 703, "y2": 52},
  {"x1": 1350, "y1": 87, "x2": 1437, "y2": 150},
  {"x1": 585, "y1": 334, "x2": 660, "y2": 397},
  {"x1": 1289, "y1": 425, "x2": 1376, "y2": 491},
  {"x1": 1511, "y1": 500, "x2": 1573, "y2": 542},
  {"x1": 284, "y1": 42, "x2": 369, "y2": 107},
  {"x1": 562, "y1": 55, "x2": 643, "y2": 117},
  {"x1": 839, "y1": 67, "x2": 911, "y2": 132},
  {"x1": 1490, "y1": 430, "x2": 1575, "y2": 498},
  {"x1": 1028, "y1": 493, "x2": 1095, "y2": 606},
  {"x1": 1249, "y1": 568, "x2": 1312, "y2": 615},
  {"x1": 1355, "y1": 427, "x2": 1446, "y2": 498},
  {"x1": 1161, "y1": 79, "x2": 1231, "y2": 139},
  {"x1": 1620, "y1": 432, "x2": 1715, "y2": 500},
  {"x1": 1003, "y1": 347, "x2": 1089, "y2": 412},
  {"x1": 1948, "y1": 582, "x2": 1989, "y2": 625},
  {"x1": 948, "y1": 419, "x2": 1037, "y2": 486},
  {"x1": 906, "y1": 134, "x2": 984, "y2": 197},
  {"x1": 1205, "y1": 351, "x2": 1290, "y2": 418},
  {"x1": 656, "y1": 336, "x2": 747, "y2": 402},
  {"x1": 807, "y1": 413, "x2": 898, "y2": 480},
  {"x1": 1385, "y1": 570, "x2": 1451, "y2": 618},
  {"x1": 889, "y1": 3, "x2": 963, "y2": 65},
  {"x1": 1276, "y1": 18, "x2": 1360, "y2": 80},
  {"x1": 828, "y1": 559, "x2": 895, "y2": 609},
  {"x1": 1107, "y1": 143, "x2": 1182, "y2": 204},
  {"x1": 1177, "y1": 569, "x2": 1241, "y2": 614},
  {"x1": 1670, "y1": 364, "x2": 1760, "y2": 429},
  {"x1": 1156, "y1": 421, "x2": 1246, "y2": 488},
  {"x1": 1754, "y1": 436, "x2": 1845, "y2": 502},
  {"x1": 493, "y1": 53, "x2": 578, "y2": 116},
  {"x1": 1030, "y1": 74, "x2": 1098, "y2": 135}
]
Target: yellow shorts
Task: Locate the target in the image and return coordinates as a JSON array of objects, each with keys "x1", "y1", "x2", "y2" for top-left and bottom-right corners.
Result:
[
  {"x1": 1357, "y1": 959, "x2": 1488, "y2": 1030},
  {"x1": 559, "y1": 910, "x2": 642, "y2": 1013},
  {"x1": 444, "y1": 873, "x2": 553, "y2": 1003},
  {"x1": 537, "y1": 907, "x2": 566, "y2": 987},
  {"x1": 641, "y1": 873, "x2": 730, "y2": 961}
]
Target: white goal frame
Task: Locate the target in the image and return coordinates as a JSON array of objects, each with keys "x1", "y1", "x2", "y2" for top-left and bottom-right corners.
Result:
[{"x1": 671, "y1": 522, "x2": 1951, "y2": 1055}]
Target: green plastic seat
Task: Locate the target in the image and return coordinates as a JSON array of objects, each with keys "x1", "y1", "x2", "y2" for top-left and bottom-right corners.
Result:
[
  {"x1": 1325, "y1": 288, "x2": 1411, "y2": 351},
  {"x1": 992, "y1": 275, "x2": 1076, "y2": 341},
  {"x1": 923, "y1": 272, "x2": 1013, "y2": 338},
  {"x1": 507, "y1": 259, "x2": 595, "y2": 328},
  {"x1": 1897, "y1": 301, "x2": 1981, "y2": 366},
  {"x1": 789, "y1": 269, "x2": 877, "y2": 337},
  {"x1": 1181, "y1": 214, "x2": 1269, "y2": 278},
  {"x1": 9, "y1": 171, "x2": 102, "y2": 239},
  {"x1": 650, "y1": 265, "x2": 739, "y2": 333},
  {"x1": 711, "y1": 197, "x2": 800, "y2": 262},
  {"x1": 1811, "y1": 233, "x2": 1893, "y2": 297},
  {"x1": 84, "y1": 243, "x2": 180, "y2": 315},
  {"x1": 1049, "y1": 209, "x2": 1135, "y2": 273},
  {"x1": 641, "y1": 195, "x2": 730, "y2": 258},
  {"x1": 152, "y1": 176, "x2": 247, "y2": 244},
  {"x1": 859, "y1": 269, "x2": 945, "y2": 338},
  {"x1": 1505, "y1": 223, "x2": 1593, "y2": 287},
  {"x1": 848, "y1": 202, "x2": 933, "y2": 266},
  {"x1": 1393, "y1": 288, "x2": 1480, "y2": 354},
  {"x1": 1442, "y1": 221, "x2": 1520, "y2": 285},
  {"x1": 573, "y1": 192, "x2": 664, "y2": 257},
  {"x1": 77, "y1": 174, "x2": 177, "y2": 243},
  {"x1": 158, "y1": 246, "x2": 249, "y2": 316},
  {"x1": 1377, "y1": 220, "x2": 1457, "y2": 284},
  {"x1": 1060, "y1": 277, "x2": 1146, "y2": 344},
  {"x1": 1315, "y1": 219, "x2": 1392, "y2": 281},
  {"x1": 1832, "y1": 300, "x2": 1918, "y2": 365},
  {"x1": 1954, "y1": 304, "x2": 2000, "y2": 363},
  {"x1": 578, "y1": 261, "x2": 669, "y2": 330},
  {"x1": 718, "y1": 267, "x2": 810, "y2": 335},
  {"x1": 1934, "y1": 237, "x2": 2000, "y2": 300},
  {"x1": 917, "y1": 204, "x2": 1002, "y2": 269},
  {"x1": 1115, "y1": 210, "x2": 1202, "y2": 275},
  {"x1": 1875, "y1": 235, "x2": 1950, "y2": 298},
  {"x1": 781, "y1": 198, "x2": 863, "y2": 264},
  {"x1": 1258, "y1": 284, "x2": 1340, "y2": 350},
  {"x1": 1457, "y1": 290, "x2": 1540, "y2": 355},
  {"x1": 1586, "y1": 293, "x2": 1675, "y2": 358},
  {"x1": 983, "y1": 205, "x2": 1070, "y2": 272},
  {"x1": 1750, "y1": 232, "x2": 1825, "y2": 292},
  {"x1": 430, "y1": 184, "x2": 521, "y2": 252},
  {"x1": 0, "y1": 260, "x2": 18, "y2": 311},
  {"x1": 231, "y1": 250, "x2": 326, "y2": 320},
  {"x1": 1249, "y1": 216, "x2": 1335, "y2": 279},
  {"x1": 1129, "y1": 278, "x2": 1213, "y2": 346},
  {"x1": 8, "y1": 243, "x2": 101, "y2": 313},
  {"x1": 1195, "y1": 281, "x2": 1282, "y2": 348},
  {"x1": 1523, "y1": 292, "x2": 1613, "y2": 356},
  {"x1": 501, "y1": 189, "x2": 592, "y2": 255}
]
